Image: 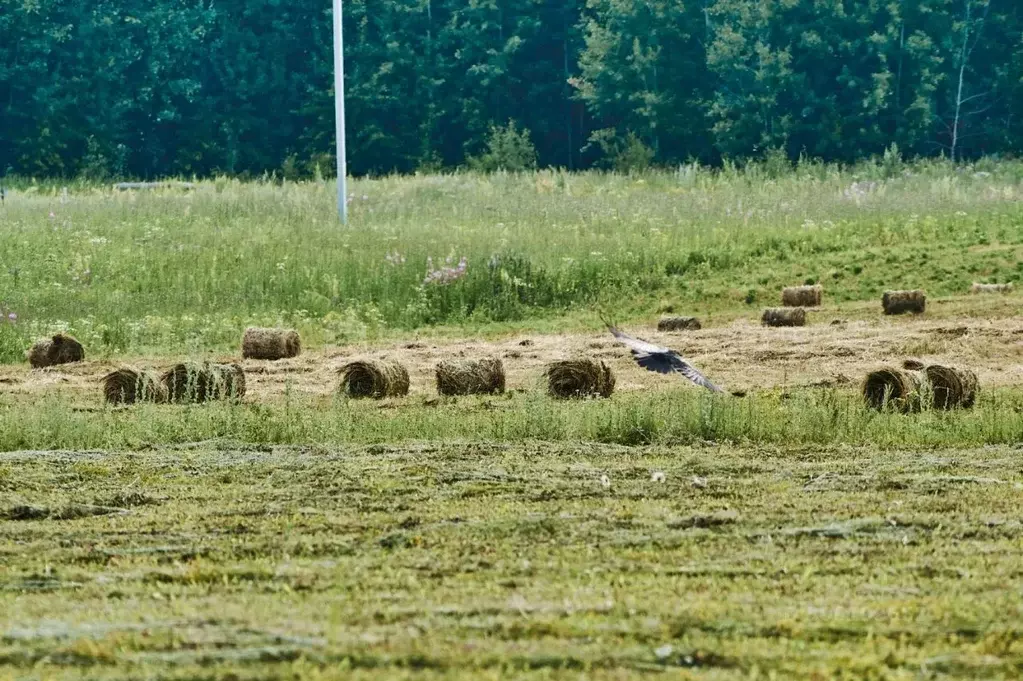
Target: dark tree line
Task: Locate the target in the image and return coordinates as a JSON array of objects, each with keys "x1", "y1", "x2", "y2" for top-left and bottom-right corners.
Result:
[{"x1": 2, "y1": 0, "x2": 1021, "y2": 178}]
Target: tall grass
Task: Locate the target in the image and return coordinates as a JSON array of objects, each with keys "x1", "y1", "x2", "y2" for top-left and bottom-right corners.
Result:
[
  {"x1": 3, "y1": 387, "x2": 1023, "y2": 452},
  {"x1": 1, "y1": 158, "x2": 1022, "y2": 360}
]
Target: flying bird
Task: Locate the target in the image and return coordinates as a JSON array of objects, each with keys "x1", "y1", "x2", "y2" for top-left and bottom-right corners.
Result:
[{"x1": 602, "y1": 317, "x2": 725, "y2": 394}]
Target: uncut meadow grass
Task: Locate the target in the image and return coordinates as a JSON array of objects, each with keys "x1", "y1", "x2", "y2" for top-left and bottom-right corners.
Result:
[{"x1": 1, "y1": 159, "x2": 1022, "y2": 361}]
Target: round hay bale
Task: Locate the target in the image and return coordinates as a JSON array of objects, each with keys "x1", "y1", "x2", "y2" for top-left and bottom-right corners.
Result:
[
  {"x1": 924, "y1": 364, "x2": 978, "y2": 409},
  {"x1": 781, "y1": 285, "x2": 822, "y2": 307},
  {"x1": 971, "y1": 282, "x2": 1013, "y2": 294},
  {"x1": 242, "y1": 327, "x2": 301, "y2": 360},
  {"x1": 339, "y1": 360, "x2": 410, "y2": 398},
  {"x1": 902, "y1": 359, "x2": 926, "y2": 371},
  {"x1": 657, "y1": 316, "x2": 702, "y2": 332},
  {"x1": 436, "y1": 357, "x2": 505, "y2": 396},
  {"x1": 761, "y1": 308, "x2": 806, "y2": 327},
  {"x1": 162, "y1": 362, "x2": 246, "y2": 403},
  {"x1": 882, "y1": 290, "x2": 926, "y2": 315},
  {"x1": 27, "y1": 333, "x2": 85, "y2": 368},
  {"x1": 862, "y1": 368, "x2": 923, "y2": 412},
  {"x1": 545, "y1": 359, "x2": 615, "y2": 399},
  {"x1": 103, "y1": 368, "x2": 169, "y2": 405}
]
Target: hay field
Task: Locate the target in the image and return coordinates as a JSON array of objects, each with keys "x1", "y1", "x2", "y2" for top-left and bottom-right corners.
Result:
[{"x1": 3, "y1": 162, "x2": 1023, "y2": 679}]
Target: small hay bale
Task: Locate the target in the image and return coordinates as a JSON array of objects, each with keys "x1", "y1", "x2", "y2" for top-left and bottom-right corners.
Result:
[
  {"x1": 971, "y1": 282, "x2": 1013, "y2": 294},
  {"x1": 339, "y1": 360, "x2": 410, "y2": 398},
  {"x1": 241, "y1": 327, "x2": 301, "y2": 360},
  {"x1": 781, "y1": 285, "x2": 822, "y2": 307},
  {"x1": 657, "y1": 316, "x2": 702, "y2": 332},
  {"x1": 862, "y1": 368, "x2": 923, "y2": 412},
  {"x1": 162, "y1": 363, "x2": 246, "y2": 403},
  {"x1": 436, "y1": 357, "x2": 505, "y2": 396},
  {"x1": 761, "y1": 308, "x2": 806, "y2": 327},
  {"x1": 882, "y1": 290, "x2": 926, "y2": 315},
  {"x1": 103, "y1": 368, "x2": 168, "y2": 405},
  {"x1": 27, "y1": 333, "x2": 85, "y2": 368},
  {"x1": 545, "y1": 359, "x2": 615, "y2": 399},
  {"x1": 924, "y1": 364, "x2": 978, "y2": 409}
]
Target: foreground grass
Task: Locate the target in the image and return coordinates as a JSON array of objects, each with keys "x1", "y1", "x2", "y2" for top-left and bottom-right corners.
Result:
[
  {"x1": 3, "y1": 442, "x2": 1022, "y2": 679},
  {"x1": 1, "y1": 160, "x2": 1022, "y2": 360},
  {"x1": 3, "y1": 387, "x2": 1023, "y2": 452}
]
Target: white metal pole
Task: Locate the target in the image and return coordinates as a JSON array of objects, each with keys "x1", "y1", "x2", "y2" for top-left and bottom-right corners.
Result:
[{"x1": 332, "y1": 0, "x2": 348, "y2": 224}]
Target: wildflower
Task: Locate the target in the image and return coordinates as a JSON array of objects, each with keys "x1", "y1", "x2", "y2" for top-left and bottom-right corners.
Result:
[
  {"x1": 423, "y1": 255, "x2": 469, "y2": 285},
  {"x1": 654, "y1": 645, "x2": 674, "y2": 660},
  {"x1": 7, "y1": 312, "x2": 16, "y2": 323},
  {"x1": 48, "y1": 211, "x2": 56, "y2": 219},
  {"x1": 651, "y1": 471, "x2": 666, "y2": 483},
  {"x1": 600, "y1": 474, "x2": 610, "y2": 488},
  {"x1": 384, "y1": 251, "x2": 406, "y2": 266},
  {"x1": 691, "y1": 475, "x2": 708, "y2": 488},
  {"x1": 361, "y1": 194, "x2": 368, "y2": 201}
]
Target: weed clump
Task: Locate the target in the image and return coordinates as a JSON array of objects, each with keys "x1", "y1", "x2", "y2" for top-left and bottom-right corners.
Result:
[
  {"x1": 340, "y1": 360, "x2": 410, "y2": 398},
  {"x1": 28, "y1": 333, "x2": 85, "y2": 368},
  {"x1": 882, "y1": 290, "x2": 926, "y2": 315},
  {"x1": 242, "y1": 327, "x2": 301, "y2": 360},
  {"x1": 545, "y1": 359, "x2": 615, "y2": 399},
  {"x1": 162, "y1": 362, "x2": 246, "y2": 403},
  {"x1": 782, "y1": 285, "x2": 822, "y2": 307},
  {"x1": 436, "y1": 357, "x2": 505, "y2": 396},
  {"x1": 103, "y1": 368, "x2": 168, "y2": 405}
]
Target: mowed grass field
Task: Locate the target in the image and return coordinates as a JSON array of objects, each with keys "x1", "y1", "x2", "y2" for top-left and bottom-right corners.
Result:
[{"x1": 3, "y1": 161, "x2": 1023, "y2": 679}]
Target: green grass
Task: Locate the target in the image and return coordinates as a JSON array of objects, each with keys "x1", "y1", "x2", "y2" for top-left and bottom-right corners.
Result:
[
  {"x1": 2, "y1": 386, "x2": 1023, "y2": 453},
  {"x1": 1, "y1": 158, "x2": 1022, "y2": 360},
  {"x1": 2, "y1": 442, "x2": 1023, "y2": 679}
]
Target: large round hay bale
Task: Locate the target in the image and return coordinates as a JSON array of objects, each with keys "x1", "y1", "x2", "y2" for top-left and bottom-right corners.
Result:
[
  {"x1": 882, "y1": 290, "x2": 926, "y2": 315},
  {"x1": 241, "y1": 327, "x2": 301, "y2": 360},
  {"x1": 339, "y1": 360, "x2": 410, "y2": 398},
  {"x1": 781, "y1": 285, "x2": 822, "y2": 307},
  {"x1": 761, "y1": 308, "x2": 806, "y2": 327},
  {"x1": 971, "y1": 282, "x2": 1012, "y2": 294},
  {"x1": 862, "y1": 368, "x2": 923, "y2": 412},
  {"x1": 545, "y1": 359, "x2": 615, "y2": 399},
  {"x1": 657, "y1": 316, "x2": 702, "y2": 332},
  {"x1": 28, "y1": 333, "x2": 85, "y2": 368},
  {"x1": 436, "y1": 357, "x2": 505, "y2": 396},
  {"x1": 103, "y1": 368, "x2": 169, "y2": 405},
  {"x1": 924, "y1": 364, "x2": 978, "y2": 409},
  {"x1": 162, "y1": 362, "x2": 246, "y2": 403}
]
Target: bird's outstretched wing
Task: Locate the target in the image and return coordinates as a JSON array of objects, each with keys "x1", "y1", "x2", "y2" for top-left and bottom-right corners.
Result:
[{"x1": 605, "y1": 322, "x2": 725, "y2": 393}]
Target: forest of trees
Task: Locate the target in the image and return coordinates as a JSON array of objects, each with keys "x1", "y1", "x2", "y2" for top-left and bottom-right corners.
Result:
[{"x1": 2, "y1": 0, "x2": 1021, "y2": 178}]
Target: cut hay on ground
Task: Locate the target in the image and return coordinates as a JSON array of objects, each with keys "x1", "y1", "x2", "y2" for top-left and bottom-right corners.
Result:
[
  {"x1": 761, "y1": 308, "x2": 806, "y2": 327},
  {"x1": 882, "y1": 290, "x2": 926, "y2": 315},
  {"x1": 862, "y1": 368, "x2": 922, "y2": 412},
  {"x1": 103, "y1": 369, "x2": 168, "y2": 405},
  {"x1": 971, "y1": 282, "x2": 1013, "y2": 294},
  {"x1": 339, "y1": 360, "x2": 410, "y2": 398},
  {"x1": 924, "y1": 364, "x2": 978, "y2": 409},
  {"x1": 545, "y1": 359, "x2": 615, "y2": 399},
  {"x1": 436, "y1": 357, "x2": 505, "y2": 396},
  {"x1": 782, "y1": 285, "x2": 822, "y2": 307},
  {"x1": 657, "y1": 316, "x2": 702, "y2": 332},
  {"x1": 27, "y1": 333, "x2": 85, "y2": 368},
  {"x1": 241, "y1": 327, "x2": 301, "y2": 360},
  {"x1": 162, "y1": 363, "x2": 246, "y2": 403}
]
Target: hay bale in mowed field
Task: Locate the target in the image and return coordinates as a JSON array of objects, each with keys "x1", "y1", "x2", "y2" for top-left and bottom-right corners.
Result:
[
  {"x1": 27, "y1": 333, "x2": 85, "y2": 368},
  {"x1": 103, "y1": 369, "x2": 169, "y2": 405},
  {"x1": 162, "y1": 363, "x2": 246, "y2": 403},
  {"x1": 782, "y1": 285, "x2": 822, "y2": 307},
  {"x1": 657, "y1": 316, "x2": 702, "y2": 332},
  {"x1": 971, "y1": 282, "x2": 1013, "y2": 294},
  {"x1": 241, "y1": 327, "x2": 301, "y2": 360},
  {"x1": 436, "y1": 357, "x2": 505, "y2": 396},
  {"x1": 902, "y1": 359, "x2": 926, "y2": 371},
  {"x1": 924, "y1": 364, "x2": 978, "y2": 409},
  {"x1": 882, "y1": 290, "x2": 926, "y2": 315},
  {"x1": 761, "y1": 308, "x2": 806, "y2": 327},
  {"x1": 862, "y1": 368, "x2": 923, "y2": 412},
  {"x1": 339, "y1": 360, "x2": 410, "y2": 398},
  {"x1": 545, "y1": 359, "x2": 615, "y2": 399}
]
